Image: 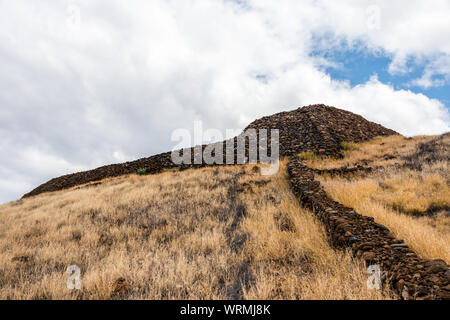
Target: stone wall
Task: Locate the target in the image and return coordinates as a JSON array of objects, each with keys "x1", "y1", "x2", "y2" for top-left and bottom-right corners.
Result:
[
  {"x1": 23, "y1": 104, "x2": 397, "y2": 198},
  {"x1": 287, "y1": 157, "x2": 450, "y2": 300}
]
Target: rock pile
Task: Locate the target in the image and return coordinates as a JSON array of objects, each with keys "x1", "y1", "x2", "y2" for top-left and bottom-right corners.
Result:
[
  {"x1": 245, "y1": 104, "x2": 397, "y2": 157},
  {"x1": 23, "y1": 104, "x2": 396, "y2": 198},
  {"x1": 287, "y1": 157, "x2": 450, "y2": 300},
  {"x1": 22, "y1": 151, "x2": 177, "y2": 198},
  {"x1": 311, "y1": 165, "x2": 375, "y2": 177}
]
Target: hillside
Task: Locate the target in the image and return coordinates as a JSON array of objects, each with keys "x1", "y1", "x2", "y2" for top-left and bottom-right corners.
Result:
[
  {"x1": 0, "y1": 161, "x2": 394, "y2": 299},
  {"x1": 22, "y1": 104, "x2": 396, "y2": 198},
  {"x1": 313, "y1": 134, "x2": 449, "y2": 262},
  {"x1": 0, "y1": 105, "x2": 449, "y2": 300}
]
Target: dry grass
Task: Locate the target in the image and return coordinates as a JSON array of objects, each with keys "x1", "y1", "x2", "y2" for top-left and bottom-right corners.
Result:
[
  {"x1": 237, "y1": 161, "x2": 393, "y2": 299},
  {"x1": 306, "y1": 135, "x2": 436, "y2": 170},
  {"x1": 0, "y1": 161, "x2": 393, "y2": 300},
  {"x1": 315, "y1": 133, "x2": 450, "y2": 263},
  {"x1": 1, "y1": 133, "x2": 446, "y2": 300},
  {"x1": 340, "y1": 141, "x2": 359, "y2": 151},
  {"x1": 318, "y1": 176, "x2": 450, "y2": 263},
  {"x1": 375, "y1": 169, "x2": 449, "y2": 215},
  {"x1": 298, "y1": 151, "x2": 317, "y2": 160}
]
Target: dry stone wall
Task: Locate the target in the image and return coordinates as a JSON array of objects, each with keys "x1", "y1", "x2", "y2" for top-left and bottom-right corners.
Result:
[
  {"x1": 287, "y1": 157, "x2": 450, "y2": 300},
  {"x1": 23, "y1": 104, "x2": 397, "y2": 198},
  {"x1": 245, "y1": 104, "x2": 397, "y2": 157}
]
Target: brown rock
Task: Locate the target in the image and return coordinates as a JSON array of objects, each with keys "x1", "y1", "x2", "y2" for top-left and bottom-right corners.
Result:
[
  {"x1": 438, "y1": 290, "x2": 450, "y2": 300},
  {"x1": 445, "y1": 270, "x2": 450, "y2": 281},
  {"x1": 429, "y1": 263, "x2": 448, "y2": 273},
  {"x1": 362, "y1": 251, "x2": 376, "y2": 261},
  {"x1": 396, "y1": 279, "x2": 405, "y2": 293},
  {"x1": 428, "y1": 275, "x2": 441, "y2": 284}
]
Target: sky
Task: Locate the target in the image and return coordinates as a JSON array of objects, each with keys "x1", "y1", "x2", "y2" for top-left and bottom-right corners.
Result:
[{"x1": 0, "y1": 0, "x2": 449, "y2": 204}]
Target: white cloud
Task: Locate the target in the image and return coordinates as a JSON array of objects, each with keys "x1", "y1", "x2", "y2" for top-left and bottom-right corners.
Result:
[
  {"x1": 0, "y1": 0, "x2": 449, "y2": 203},
  {"x1": 409, "y1": 55, "x2": 450, "y2": 88},
  {"x1": 320, "y1": 75, "x2": 449, "y2": 136},
  {"x1": 388, "y1": 53, "x2": 411, "y2": 75}
]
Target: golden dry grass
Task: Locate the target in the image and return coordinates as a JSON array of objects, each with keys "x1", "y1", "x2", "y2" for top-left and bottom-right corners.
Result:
[
  {"x1": 237, "y1": 161, "x2": 393, "y2": 299},
  {"x1": 306, "y1": 134, "x2": 436, "y2": 170},
  {"x1": 318, "y1": 176, "x2": 450, "y2": 263},
  {"x1": 315, "y1": 133, "x2": 450, "y2": 263},
  {"x1": 375, "y1": 169, "x2": 449, "y2": 215},
  {"x1": 0, "y1": 161, "x2": 393, "y2": 300}
]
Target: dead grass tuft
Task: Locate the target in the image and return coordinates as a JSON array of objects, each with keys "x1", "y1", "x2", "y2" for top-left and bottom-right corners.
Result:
[
  {"x1": 306, "y1": 135, "x2": 436, "y2": 170},
  {"x1": 298, "y1": 151, "x2": 317, "y2": 160}
]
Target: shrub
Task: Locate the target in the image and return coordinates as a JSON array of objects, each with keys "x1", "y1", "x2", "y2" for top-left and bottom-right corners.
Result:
[
  {"x1": 298, "y1": 151, "x2": 316, "y2": 160},
  {"x1": 340, "y1": 141, "x2": 359, "y2": 151},
  {"x1": 137, "y1": 168, "x2": 147, "y2": 175}
]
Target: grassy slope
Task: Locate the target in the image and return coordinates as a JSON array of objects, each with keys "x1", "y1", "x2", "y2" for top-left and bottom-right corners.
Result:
[
  {"x1": 308, "y1": 134, "x2": 450, "y2": 263},
  {"x1": 0, "y1": 161, "x2": 392, "y2": 299}
]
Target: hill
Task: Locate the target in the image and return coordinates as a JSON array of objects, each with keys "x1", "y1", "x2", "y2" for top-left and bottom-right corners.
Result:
[
  {"x1": 22, "y1": 104, "x2": 396, "y2": 198},
  {"x1": 0, "y1": 104, "x2": 448, "y2": 300}
]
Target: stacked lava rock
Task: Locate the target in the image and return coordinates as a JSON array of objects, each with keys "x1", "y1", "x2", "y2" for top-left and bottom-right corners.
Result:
[
  {"x1": 311, "y1": 165, "x2": 375, "y2": 176},
  {"x1": 244, "y1": 104, "x2": 397, "y2": 157},
  {"x1": 287, "y1": 157, "x2": 450, "y2": 300},
  {"x1": 23, "y1": 104, "x2": 397, "y2": 198}
]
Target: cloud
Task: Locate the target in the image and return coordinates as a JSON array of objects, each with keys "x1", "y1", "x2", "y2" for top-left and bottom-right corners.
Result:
[
  {"x1": 297, "y1": 1, "x2": 450, "y2": 83},
  {"x1": 321, "y1": 75, "x2": 450, "y2": 136},
  {"x1": 0, "y1": 0, "x2": 449, "y2": 203},
  {"x1": 409, "y1": 55, "x2": 450, "y2": 88}
]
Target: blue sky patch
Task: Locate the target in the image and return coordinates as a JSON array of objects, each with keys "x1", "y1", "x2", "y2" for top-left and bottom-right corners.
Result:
[{"x1": 311, "y1": 46, "x2": 450, "y2": 108}]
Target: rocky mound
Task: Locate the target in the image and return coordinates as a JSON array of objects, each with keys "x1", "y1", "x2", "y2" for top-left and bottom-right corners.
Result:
[
  {"x1": 245, "y1": 104, "x2": 397, "y2": 157},
  {"x1": 23, "y1": 104, "x2": 396, "y2": 198}
]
